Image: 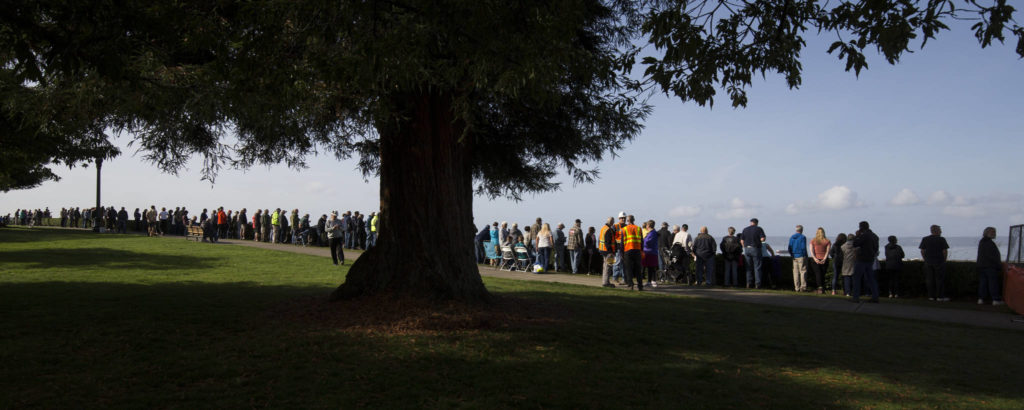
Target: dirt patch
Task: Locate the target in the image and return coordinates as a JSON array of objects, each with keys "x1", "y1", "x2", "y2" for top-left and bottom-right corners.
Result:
[{"x1": 269, "y1": 293, "x2": 568, "y2": 334}]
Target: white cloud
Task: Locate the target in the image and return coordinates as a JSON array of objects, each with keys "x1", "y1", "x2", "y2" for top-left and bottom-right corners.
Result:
[
  {"x1": 889, "y1": 188, "x2": 920, "y2": 206},
  {"x1": 714, "y1": 198, "x2": 759, "y2": 220},
  {"x1": 927, "y1": 190, "x2": 952, "y2": 205},
  {"x1": 786, "y1": 185, "x2": 865, "y2": 214},
  {"x1": 668, "y1": 205, "x2": 702, "y2": 218}
]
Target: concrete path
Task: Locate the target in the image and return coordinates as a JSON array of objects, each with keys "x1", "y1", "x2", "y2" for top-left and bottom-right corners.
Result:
[{"x1": 218, "y1": 239, "x2": 1024, "y2": 331}]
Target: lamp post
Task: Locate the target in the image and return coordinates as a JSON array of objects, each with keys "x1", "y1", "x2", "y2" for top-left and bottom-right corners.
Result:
[{"x1": 93, "y1": 157, "x2": 102, "y2": 232}]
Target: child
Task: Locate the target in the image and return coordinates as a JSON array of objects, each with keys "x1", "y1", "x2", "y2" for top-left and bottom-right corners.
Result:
[{"x1": 884, "y1": 236, "x2": 905, "y2": 298}]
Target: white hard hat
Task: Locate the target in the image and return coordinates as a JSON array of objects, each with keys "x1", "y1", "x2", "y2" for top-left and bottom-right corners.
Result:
[{"x1": 618, "y1": 211, "x2": 626, "y2": 218}]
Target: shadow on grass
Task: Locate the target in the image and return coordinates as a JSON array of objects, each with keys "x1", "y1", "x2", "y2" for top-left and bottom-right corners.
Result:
[
  {"x1": 0, "y1": 281, "x2": 1021, "y2": 408},
  {"x1": 0, "y1": 248, "x2": 218, "y2": 270}
]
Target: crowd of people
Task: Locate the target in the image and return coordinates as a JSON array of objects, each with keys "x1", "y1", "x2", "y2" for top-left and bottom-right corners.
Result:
[
  {"x1": 5, "y1": 206, "x2": 380, "y2": 259},
  {"x1": 6, "y1": 205, "x2": 1007, "y2": 306},
  {"x1": 475, "y1": 213, "x2": 1006, "y2": 306}
]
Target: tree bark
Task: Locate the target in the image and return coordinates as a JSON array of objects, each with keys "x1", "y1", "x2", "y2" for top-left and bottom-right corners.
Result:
[{"x1": 330, "y1": 91, "x2": 490, "y2": 303}]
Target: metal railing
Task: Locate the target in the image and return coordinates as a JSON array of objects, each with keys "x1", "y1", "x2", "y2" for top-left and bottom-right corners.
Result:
[{"x1": 1008, "y1": 224, "x2": 1023, "y2": 265}]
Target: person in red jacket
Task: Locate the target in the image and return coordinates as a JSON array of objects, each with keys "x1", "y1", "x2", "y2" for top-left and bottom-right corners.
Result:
[{"x1": 216, "y1": 207, "x2": 227, "y2": 241}]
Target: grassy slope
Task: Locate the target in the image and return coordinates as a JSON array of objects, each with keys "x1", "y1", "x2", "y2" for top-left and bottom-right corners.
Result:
[{"x1": 1, "y1": 227, "x2": 1022, "y2": 409}]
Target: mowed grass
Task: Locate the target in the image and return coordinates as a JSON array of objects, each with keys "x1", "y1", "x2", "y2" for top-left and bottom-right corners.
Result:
[{"x1": 1, "y1": 227, "x2": 1023, "y2": 408}]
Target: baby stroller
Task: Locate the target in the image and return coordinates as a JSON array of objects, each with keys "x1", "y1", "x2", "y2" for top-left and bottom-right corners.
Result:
[{"x1": 662, "y1": 243, "x2": 693, "y2": 284}]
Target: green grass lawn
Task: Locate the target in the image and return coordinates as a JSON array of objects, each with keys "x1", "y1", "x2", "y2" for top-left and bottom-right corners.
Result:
[{"x1": 2, "y1": 227, "x2": 1023, "y2": 408}]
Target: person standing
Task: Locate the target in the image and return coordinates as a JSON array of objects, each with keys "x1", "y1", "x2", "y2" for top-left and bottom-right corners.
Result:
[
  {"x1": 741, "y1": 218, "x2": 767, "y2": 288},
  {"x1": 489, "y1": 221, "x2": 500, "y2": 262},
  {"x1": 147, "y1": 206, "x2": 158, "y2": 236},
  {"x1": 840, "y1": 233, "x2": 857, "y2": 296},
  {"x1": 368, "y1": 212, "x2": 379, "y2": 249},
  {"x1": 216, "y1": 207, "x2": 227, "y2": 241},
  {"x1": 261, "y1": 209, "x2": 271, "y2": 242},
  {"x1": 599, "y1": 217, "x2": 617, "y2": 287},
  {"x1": 719, "y1": 227, "x2": 742, "y2": 287},
  {"x1": 788, "y1": 225, "x2": 809, "y2": 292},
  {"x1": 567, "y1": 220, "x2": 584, "y2": 274},
  {"x1": 585, "y1": 226, "x2": 598, "y2": 275},
  {"x1": 977, "y1": 227, "x2": 1004, "y2": 305},
  {"x1": 657, "y1": 222, "x2": 672, "y2": 274},
  {"x1": 883, "y1": 236, "x2": 904, "y2": 298},
  {"x1": 611, "y1": 212, "x2": 628, "y2": 283},
  {"x1": 553, "y1": 223, "x2": 567, "y2": 272},
  {"x1": 642, "y1": 220, "x2": 660, "y2": 287},
  {"x1": 200, "y1": 208, "x2": 208, "y2": 224},
  {"x1": 290, "y1": 209, "x2": 300, "y2": 246},
  {"x1": 535, "y1": 223, "x2": 554, "y2": 272},
  {"x1": 475, "y1": 224, "x2": 491, "y2": 264},
  {"x1": 809, "y1": 228, "x2": 831, "y2": 294},
  {"x1": 115, "y1": 207, "x2": 127, "y2": 234},
  {"x1": 237, "y1": 208, "x2": 248, "y2": 240},
  {"x1": 919, "y1": 224, "x2": 950, "y2": 302},
  {"x1": 851, "y1": 221, "x2": 880, "y2": 303},
  {"x1": 253, "y1": 209, "x2": 263, "y2": 242},
  {"x1": 326, "y1": 212, "x2": 345, "y2": 265},
  {"x1": 270, "y1": 208, "x2": 281, "y2": 243},
  {"x1": 621, "y1": 215, "x2": 644, "y2": 290},
  {"x1": 693, "y1": 226, "x2": 716, "y2": 286},
  {"x1": 672, "y1": 224, "x2": 694, "y2": 284}
]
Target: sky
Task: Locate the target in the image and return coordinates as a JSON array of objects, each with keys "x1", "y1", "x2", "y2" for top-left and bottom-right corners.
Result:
[{"x1": 2, "y1": 20, "x2": 1022, "y2": 238}]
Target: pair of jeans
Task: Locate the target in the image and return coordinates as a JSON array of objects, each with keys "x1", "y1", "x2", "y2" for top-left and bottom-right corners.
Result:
[
  {"x1": 978, "y1": 267, "x2": 1003, "y2": 301},
  {"x1": 723, "y1": 259, "x2": 738, "y2": 286},
  {"x1": 832, "y1": 258, "x2": 844, "y2": 291},
  {"x1": 924, "y1": 263, "x2": 946, "y2": 299},
  {"x1": 569, "y1": 249, "x2": 582, "y2": 273},
  {"x1": 852, "y1": 261, "x2": 878, "y2": 302},
  {"x1": 553, "y1": 245, "x2": 564, "y2": 271},
  {"x1": 743, "y1": 247, "x2": 763, "y2": 288},
  {"x1": 613, "y1": 249, "x2": 624, "y2": 280},
  {"x1": 658, "y1": 249, "x2": 666, "y2": 272},
  {"x1": 536, "y1": 246, "x2": 550, "y2": 272},
  {"x1": 367, "y1": 231, "x2": 377, "y2": 249},
  {"x1": 842, "y1": 275, "x2": 852, "y2": 296},
  {"x1": 474, "y1": 239, "x2": 484, "y2": 263},
  {"x1": 696, "y1": 256, "x2": 715, "y2": 285}
]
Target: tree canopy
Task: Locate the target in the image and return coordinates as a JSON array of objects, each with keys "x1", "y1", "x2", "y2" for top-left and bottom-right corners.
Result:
[{"x1": 1, "y1": 0, "x2": 1019, "y2": 300}]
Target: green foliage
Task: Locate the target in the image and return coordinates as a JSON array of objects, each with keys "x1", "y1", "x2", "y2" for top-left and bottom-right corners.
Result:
[{"x1": 640, "y1": 0, "x2": 1023, "y2": 108}]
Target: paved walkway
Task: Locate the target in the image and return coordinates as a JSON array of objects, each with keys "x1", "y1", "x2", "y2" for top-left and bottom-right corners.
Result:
[{"x1": 216, "y1": 239, "x2": 1024, "y2": 331}]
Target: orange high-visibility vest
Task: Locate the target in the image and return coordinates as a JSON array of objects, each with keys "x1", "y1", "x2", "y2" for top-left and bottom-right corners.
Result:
[
  {"x1": 623, "y1": 224, "x2": 643, "y2": 252},
  {"x1": 599, "y1": 225, "x2": 611, "y2": 252},
  {"x1": 613, "y1": 223, "x2": 624, "y2": 243}
]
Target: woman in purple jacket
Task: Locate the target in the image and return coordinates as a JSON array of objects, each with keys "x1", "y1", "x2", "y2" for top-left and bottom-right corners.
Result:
[{"x1": 642, "y1": 220, "x2": 660, "y2": 287}]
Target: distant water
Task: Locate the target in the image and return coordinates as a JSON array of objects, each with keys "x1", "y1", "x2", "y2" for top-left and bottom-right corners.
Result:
[{"x1": 765, "y1": 236, "x2": 995, "y2": 262}]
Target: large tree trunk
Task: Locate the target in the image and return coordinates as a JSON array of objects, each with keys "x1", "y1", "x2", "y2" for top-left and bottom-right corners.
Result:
[{"x1": 330, "y1": 91, "x2": 489, "y2": 303}]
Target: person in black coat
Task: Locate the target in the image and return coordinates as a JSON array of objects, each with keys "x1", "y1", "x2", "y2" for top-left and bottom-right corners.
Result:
[
  {"x1": 883, "y1": 236, "x2": 904, "y2": 298},
  {"x1": 977, "y1": 227, "x2": 1004, "y2": 305}
]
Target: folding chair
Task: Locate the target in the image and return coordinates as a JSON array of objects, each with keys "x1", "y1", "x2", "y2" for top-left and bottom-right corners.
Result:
[
  {"x1": 499, "y1": 245, "x2": 516, "y2": 271},
  {"x1": 514, "y1": 245, "x2": 531, "y2": 271}
]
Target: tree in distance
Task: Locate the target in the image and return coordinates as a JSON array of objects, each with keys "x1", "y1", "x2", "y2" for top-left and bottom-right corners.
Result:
[{"x1": 1, "y1": 1, "x2": 1019, "y2": 302}]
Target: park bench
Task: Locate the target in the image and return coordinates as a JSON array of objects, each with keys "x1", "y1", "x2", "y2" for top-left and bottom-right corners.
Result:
[{"x1": 186, "y1": 225, "x2": 203, "y2": 242}]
